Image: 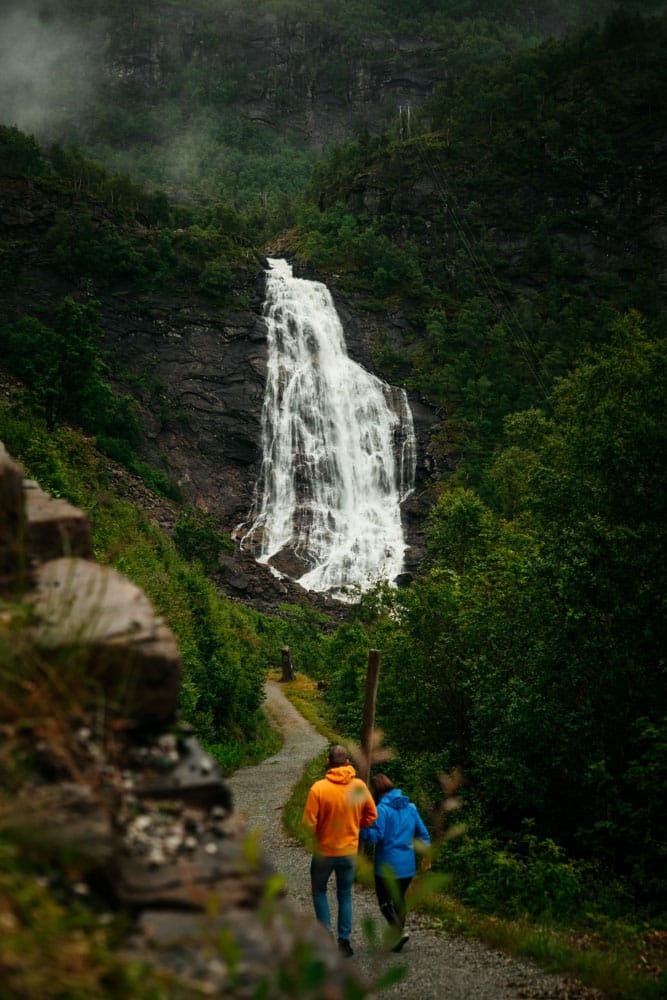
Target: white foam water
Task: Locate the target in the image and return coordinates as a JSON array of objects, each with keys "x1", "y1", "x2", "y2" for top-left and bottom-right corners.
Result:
[{"x1": 238, "y1": 258, "x2": 416, "y2": 599}]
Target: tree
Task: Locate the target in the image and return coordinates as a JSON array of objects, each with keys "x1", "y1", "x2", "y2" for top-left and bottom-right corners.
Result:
[
  {"x1": 468, "y1": 313, "x2": 667, "y2": 890},
  {"x1": 1, "y1": 298, "x2": 139, "y2": 447}
]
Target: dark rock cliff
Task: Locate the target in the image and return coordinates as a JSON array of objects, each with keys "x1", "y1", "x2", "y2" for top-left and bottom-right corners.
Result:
[
  {"x1": 83, "y1": 5, "x2": 449, "y2": 150},
  {"x1": 99, "y1": 263, "x2": 438, "y2": 609},
  {"x1": 0, "y1": 178, "x2": 439, "y2": 613},
  {"x1": 100, "y1": 286, "x2": 269, "y2": 530},
  {"x1": 0, "y1": 0, "x2": 577, "y2": 169}
]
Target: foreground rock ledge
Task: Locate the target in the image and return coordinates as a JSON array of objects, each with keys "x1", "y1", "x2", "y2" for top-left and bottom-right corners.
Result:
[{"x1": 0, "y1": 438, "x2": 369, "y2": 998}]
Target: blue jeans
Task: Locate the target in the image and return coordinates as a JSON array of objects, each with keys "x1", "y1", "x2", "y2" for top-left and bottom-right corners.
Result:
[{"x1": 310, "y1": 854, "x2": 356, "y2": 941}]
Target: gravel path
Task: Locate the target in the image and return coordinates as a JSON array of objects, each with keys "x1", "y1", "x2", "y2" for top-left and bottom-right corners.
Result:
[{"x1": 226, "y1": 681, "x2": 605, "y2": 1000}]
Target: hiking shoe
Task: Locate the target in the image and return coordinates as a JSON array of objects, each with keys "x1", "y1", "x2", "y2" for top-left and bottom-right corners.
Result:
[
  {"x1": 391, "y1": 933, "x2": 410, "y2": 953},
  {"x1": 338, "y1": 938, "x2": 354, "y2": 957}
]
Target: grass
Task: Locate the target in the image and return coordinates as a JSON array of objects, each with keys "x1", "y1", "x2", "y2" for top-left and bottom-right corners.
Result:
[
  {"x1": 275, "y1": 672, "x2": 667, "y2": 1000},
  {"x1": 216, "y1": 708, "x2": 284, "y2": 773}
]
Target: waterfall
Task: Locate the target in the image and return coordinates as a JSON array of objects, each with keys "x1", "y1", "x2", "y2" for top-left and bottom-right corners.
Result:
[{"x1": 238, "y1": 258, "x2": 416, "y2": 599}]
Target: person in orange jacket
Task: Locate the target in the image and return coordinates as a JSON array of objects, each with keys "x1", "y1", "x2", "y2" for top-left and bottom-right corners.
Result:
[{"x1": 302, "y1": 744, "x2": 377, "y2": 957}]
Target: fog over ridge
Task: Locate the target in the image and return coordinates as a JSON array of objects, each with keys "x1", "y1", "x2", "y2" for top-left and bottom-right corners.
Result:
[{"x1": 0, "y1": 1, "x2": 107, "y2": 140}]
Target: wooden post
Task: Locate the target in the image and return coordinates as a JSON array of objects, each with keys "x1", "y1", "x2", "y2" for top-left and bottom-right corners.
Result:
[
  {"x1": 360, "y1": 649, "x2": 381, "y2": 785},
  {"x1": 280, "y1": 645, "x2": 295, "y2": 682}
]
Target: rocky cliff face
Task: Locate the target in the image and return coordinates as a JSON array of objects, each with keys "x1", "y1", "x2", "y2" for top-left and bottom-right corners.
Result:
[
  {"x1": 0, "y1": 177, "x2": 438, "y2": 613},
  {"x1": 1, "y1": 1, "x2": 576, "y2": 163},
  {"x1": 92, "y1": 5, "x2": 448, "y2": 150},
  {"x1": 99, "y1": 259, "x2": 437, "y2": 610},
  {"x1": 101, "y1": 283, "x2": 269, "y2": 530},
  {"x1": 1, "y1": 2, "x2": 448, "y2": 152}
]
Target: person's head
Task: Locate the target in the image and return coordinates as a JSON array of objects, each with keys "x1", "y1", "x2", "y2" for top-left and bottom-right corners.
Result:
[
  {"x1": 327, "y1": 744, "x2": 349, "y2": 768},
  {"x1": 370, "y1": 773, "x2": 394, "y2": 802}
]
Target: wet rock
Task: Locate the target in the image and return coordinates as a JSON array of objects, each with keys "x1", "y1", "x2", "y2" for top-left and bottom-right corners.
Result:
[{"x1": 265, "y1": 544, "x2": 311, "y2": 582}]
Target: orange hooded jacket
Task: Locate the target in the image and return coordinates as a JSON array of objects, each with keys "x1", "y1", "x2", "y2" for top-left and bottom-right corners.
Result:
[{"x1": 302, "y1": 764, "x2": 378, "y2": 857}]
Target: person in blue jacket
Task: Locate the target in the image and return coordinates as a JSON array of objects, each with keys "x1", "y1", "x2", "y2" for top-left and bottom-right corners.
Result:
[{"x1": 360, "y1": 773, "x2": 431, "y2": 952}]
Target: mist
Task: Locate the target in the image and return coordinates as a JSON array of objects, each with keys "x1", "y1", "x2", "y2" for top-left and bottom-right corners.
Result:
[{"x1": 0, "y1": 2, "x2": 107, "y2": 140}]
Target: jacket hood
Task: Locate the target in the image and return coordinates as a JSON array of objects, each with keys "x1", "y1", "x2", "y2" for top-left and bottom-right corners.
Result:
[
  {"x1": 384, "y1": 788, "x2": 410, "y2": 809},
  {"x1": 326, "y1": 764, "x2": 356, "y2": 785}
]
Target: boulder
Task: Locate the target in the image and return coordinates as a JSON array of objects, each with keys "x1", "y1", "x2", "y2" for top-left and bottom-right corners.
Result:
[{"x1": 29, "y1": 557, "x2": 181, "y2": 728}]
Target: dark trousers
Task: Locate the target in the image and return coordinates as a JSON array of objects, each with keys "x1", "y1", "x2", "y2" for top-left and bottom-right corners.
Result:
[{"x1": 374, "y1": 873, "x2": 413, "y2": 929}]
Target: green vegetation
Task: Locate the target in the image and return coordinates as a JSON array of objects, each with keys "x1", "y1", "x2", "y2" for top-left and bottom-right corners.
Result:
[
  {"x1": 2, "y1": 296, "x2": 139, "y2": 437},
  {"x1": 0, "y1": 289, "x2": 180, "y2": 500},
  {"x1": 278, "y1": 673, "x2": 667, "y2": 1000},
  {"x1": 10, "y1": 0, "x2": 664, "y2": 222},
  {"x1": 291, "y1": 10, "x2": 667, "y2": 480},
  {"x1": 70, "y1": 0, "x2": 532, "y2": 219},
  {"x1": 1, "y1": 1, "x2": 666, "y2": 994},
  {"x1": 0, "y1": 396, "x2": 286, "y2": 996},
  {"x1": 0, "y1": 124, "x2": 262, "y2": 495},
  {"x1": 260, "y1": 19, "x2": 667, "y2": 986},
  {"x1": 0, "y1": 124, "x2": 261, "y2": 288},
  {"x1": 266, "y1": 314, "x2": 666, "y2": 979},
  {"x1": 0, "y1": 395, "x2": 276, "y2": 772}
]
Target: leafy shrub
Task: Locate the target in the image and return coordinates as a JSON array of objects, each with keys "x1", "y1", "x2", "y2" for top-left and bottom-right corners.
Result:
[
  {"x1": 129, "y1": 459, "x2": 183, "y2": 502},
  {"x1": 90, "y1": 496, "x2": 269, "y2": 767},
  {"x1": 48, "y1": 211, "x2": 145, "y2": 282},
  {"x1": 0, "y1": 403, "x2": 94, "y2": 507},
  {"x1": 0, "y1": 125, "x2": 47, "y2": 177},
  {"x1": 174, "y1": 507, "x2": 234, "y2": 573},
  {"x1": 198, "y1": 259, "x2": 234, "y2": 301},
  {"x1": 443, "y1": 819, "x2": 612, "y2": 921}
]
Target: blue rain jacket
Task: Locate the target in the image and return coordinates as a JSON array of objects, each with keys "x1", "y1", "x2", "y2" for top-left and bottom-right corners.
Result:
[{"x1": 360, "y1": 788, "x2": 431, "y2": 878}]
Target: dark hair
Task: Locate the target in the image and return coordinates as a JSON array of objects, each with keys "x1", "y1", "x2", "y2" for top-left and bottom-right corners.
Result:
[
  {"x1": 327, "y1": 744, "x2": 349, "y2": 768},
  {"x1": 370, "y1": 773, "x2": 394, "y2": 802}
]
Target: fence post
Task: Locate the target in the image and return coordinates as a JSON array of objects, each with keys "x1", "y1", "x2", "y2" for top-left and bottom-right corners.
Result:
[
  {"x1": 280, "y1": 645, "x2": 295, "y2": 682},
  {"x1": 360, "y1": 649, "x2": 381, "y2": 785}
]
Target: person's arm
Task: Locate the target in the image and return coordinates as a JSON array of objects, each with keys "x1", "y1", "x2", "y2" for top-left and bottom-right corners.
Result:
[
  {"x1": 301, "y1": 787, "x2": 319, "y2": 841},
  {"x1": 360, "y1": 800, "x2": 384, "y2": 843},
  {"x1": 413, "y1": 806, "x2": 431, "y2": 847},
  {"x1": 360, "y1": 788, "x2": 378, "y2": 829},
  {"x1": 411, "y1": 805, "x2": 432, "y2": 870}
]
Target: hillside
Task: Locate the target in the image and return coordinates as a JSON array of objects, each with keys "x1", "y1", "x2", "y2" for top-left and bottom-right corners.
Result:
[
  {"x1": 288, "y1": 9, "x2": 667, "y2": 480},
  {"x1": 5, "y1": 11, "x2": 665, "y2": 545},
  {"x1": 1, "y1": 5, "x2": 666, "y2": 998},
  {"x1": 2, "y1": 0, "x2": 666, "y2": 215}
]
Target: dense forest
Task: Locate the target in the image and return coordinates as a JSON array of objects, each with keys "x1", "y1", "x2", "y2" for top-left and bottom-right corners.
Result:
[
  {"x1": 1, "y1": 1, "x2": 666, "y2": 997},
  {"x1": 284, "y1": 3, "x2": 667, "y2": 917}
]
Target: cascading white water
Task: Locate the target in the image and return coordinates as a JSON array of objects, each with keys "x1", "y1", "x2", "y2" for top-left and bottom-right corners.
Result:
[{"x1": 238, "y1": 257, "x2": 416, "y2": 599}]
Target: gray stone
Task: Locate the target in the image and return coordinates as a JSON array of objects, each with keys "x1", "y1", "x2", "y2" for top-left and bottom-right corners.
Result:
[
  {"x1": 29, "y1": 557, "x2": 181, "y2": 727},
  {"x1": 135, "y1": 735, "x2": 233, "y2": 810},
  {"x1": 24, "y1": 479, "x2": 93, "y2": 562}
]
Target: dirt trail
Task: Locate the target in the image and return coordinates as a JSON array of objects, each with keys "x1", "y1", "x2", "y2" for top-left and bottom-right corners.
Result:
[{"x1": 226, "y1": 680, "x2": 604, "y2": 1000}]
